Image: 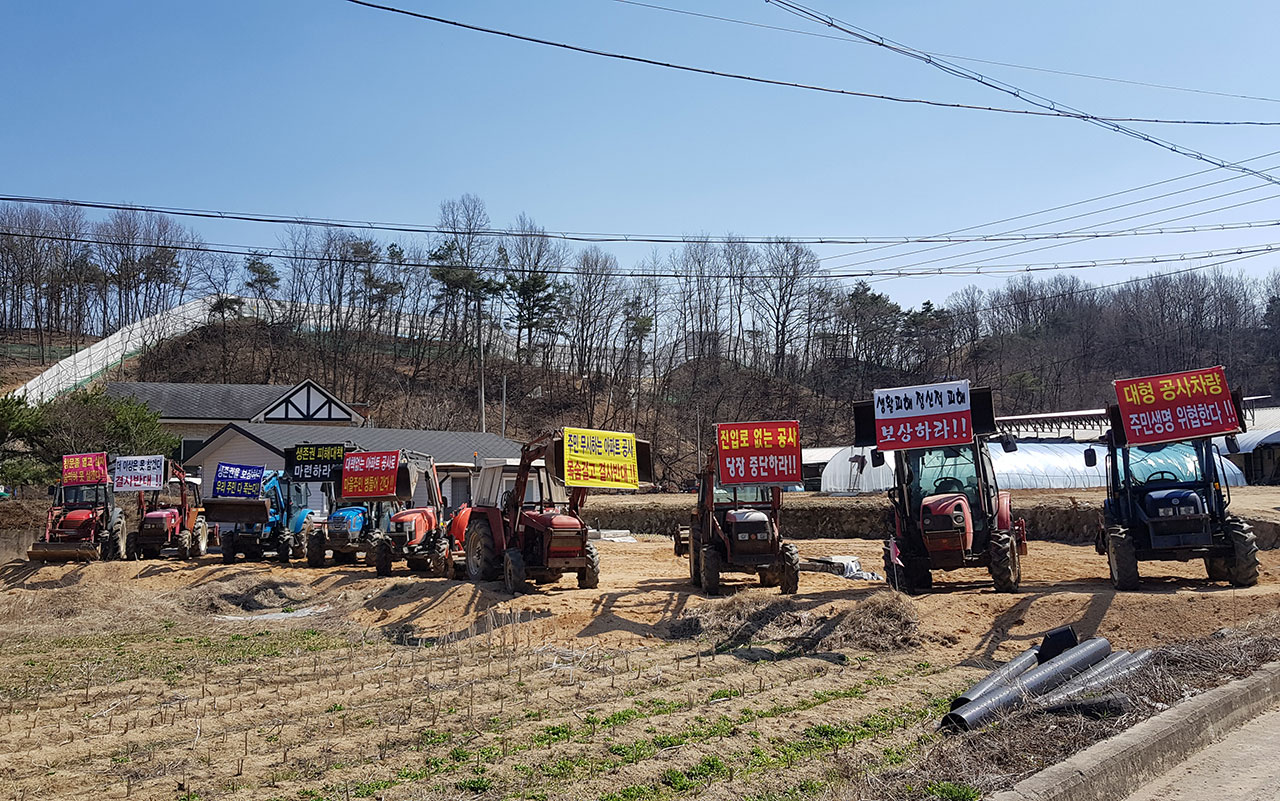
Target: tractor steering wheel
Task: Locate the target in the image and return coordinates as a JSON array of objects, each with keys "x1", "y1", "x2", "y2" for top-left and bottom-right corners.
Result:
[
  {"x1": 500, "y1": 489, "x2": 514, "y2": 510},
  {"x1": 1142, "y1": 470, "x2": 1179, "y2": 484},
  {"x1": 933, "y1": 477, "x2": 965, "y2": 494}
]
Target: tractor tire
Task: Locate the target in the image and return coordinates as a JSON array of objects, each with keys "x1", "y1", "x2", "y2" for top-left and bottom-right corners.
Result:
[
  {"x1": 222, "y1": 533, "x2": 238, "y2": 564},
  {"x1": 373, "y1": 539, "x2": 393, "y2": 577},
  {"x1": 578, "y1": 542, "x2": 601, "y2": 590},
  {"x1": 1205, "y1": 556, "x2": 1231, "y2": 582},
  {"x1": 700, "y1": 545, "x2": 722, "y2": 596},
  {"x1": 503, "y1": 548, "x2": 528, "y2": 594},
  {"x1": 194, "y1": 518, "x2": 209, "y2": 557},
  {"x1": 102, "y1": 521, "x2": 125, "y2": 561},
  {"x1": 777, "y1": 542, "x2": 800, "y2": 595},
  {"x1": 307, "y1": 528, "x2": 326, "y2": 568},
  {"x1": 688, "y1": 538, "x2": 702, "y2": 587},
  {"x1": 177, "y1": 529, "x2": 194, "y2": 561},
  {"x1": 428, "y1": 534, "x2": 452, "y2": 578},
  {"x1": 987, "y1": 528, "x2": 1022, "y2": 593},
  {"x1": 1226, "y1": 517, "x2": 1260, "y2": 588},
  {"x1": 125, "y1": 530, "x2": 140, "y2": 561},
  {"x1": 1106, "y1": 526, "x2": 1140, "y2": 591},
  {"x1": 277, "y1": 537, "x2": 293, "y2": 564},
  {"x1": 465, "y1": 519, "x2": 500, "y2": 581}
]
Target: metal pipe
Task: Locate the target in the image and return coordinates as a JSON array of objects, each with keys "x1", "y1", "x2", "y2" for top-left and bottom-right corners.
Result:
[
  {"x1": 941, "y1": 637, "x2": 1112, "y2": 732},
  {"x1": 949, "y1": 646, "x2": 1040, "y2": 711}
]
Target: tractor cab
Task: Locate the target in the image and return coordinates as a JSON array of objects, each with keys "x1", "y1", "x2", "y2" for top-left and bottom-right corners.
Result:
[
  {"x1": 706, "y1": 482, "x2": 778, "y2": 560},
  {"x1": 30, "y1": 479, "x2": 126, "y2": 563},
  {"x1": 898, "y1": 442, "x2": 1001, "y2": 560},
  {"x1": 1095, "y1": 439, "x2": 1226, "y2": 550}
]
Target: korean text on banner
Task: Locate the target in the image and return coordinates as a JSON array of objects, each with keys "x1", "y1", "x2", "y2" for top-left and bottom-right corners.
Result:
[
  {"x1": 341, "y1": 450, "x2": 400, "y2": 498},
  {"x1": 563, "y1": 427, "x2": 639, "y2": 489},
  {"x1": 212, "y1": 462, "x2": 265, "y2": 498},
  {"x1": 716, "y1": 420, "x2": 801, "y2": 486},
  {"x1": 1114, "y1": 366, "x2": 1238, "y2": 447},
  {"x1": 61, "y1": 452, "x2": 108, "y2": 487},
  {"x1": 872, "y1": 379, "x2": 973, "y2": 450},
  {"x1": 286, "y1": 443, "x2": 346, "y2": 483},
  {"x1": 113, "y1": 455, "x2": 166, "y2": 492}
]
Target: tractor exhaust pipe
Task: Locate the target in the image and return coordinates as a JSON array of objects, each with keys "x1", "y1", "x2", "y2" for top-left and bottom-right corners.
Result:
[{"x1": 941, "y1": 637, "x2": 1112, "y2": 732}]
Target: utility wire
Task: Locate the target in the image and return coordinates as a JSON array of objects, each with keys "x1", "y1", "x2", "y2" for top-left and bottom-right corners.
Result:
[
  {"x1": 8, "y1": 192, "x2": 1280, "y2": 248},
  {"x1": 612, "y1": 0, "x2": 1280, "y2": 106},
  {"x1": 767, "y1": 0, "x2": 1280, "y2": 187},
  {"x1": 3, "y1": 228, "x2": 1275, "y2": 282},
  {"x1": 338, "y1": 0, "x2": 1280, "y2": 126}
]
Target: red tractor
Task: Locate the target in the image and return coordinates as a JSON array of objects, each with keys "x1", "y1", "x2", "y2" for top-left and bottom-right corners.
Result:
[
  {"x1": 448, "y1": 430, "x2": 652, "y2": 594},
  {"x1": 854, "y1": 386, "x2": 1026, "y2": 594},
  {"x1": 128, "y1": 461, "x2": 212, "y2": 560},
  {"x1": 28, "y1": 481, "x2": 127, "y2": 562}
]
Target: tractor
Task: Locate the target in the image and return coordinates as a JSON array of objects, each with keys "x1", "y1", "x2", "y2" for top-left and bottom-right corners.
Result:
[
  {"x1": 28, "y1": 481, "x2": 127, "y2": 562},
  {"x1": 204, "y1": 470, "x2": 317, "y2": 564},
  {"x1": 1085, "y1": 390, "x2": 1259, "y2": 590},
  {"x1": 674, "y1": 450, "x2": 800, "y2": 596},
  {"x1": 129, "y1": 461, "x2": 211, "y2": 560},
  {"x1": 314, "y1": 451, "x2": 450, "y2": 577},
  {"x1": 449, "y1": 431, "x2": 653, "y2": 594},
  {"x1": 854, "y1": 386, "x2": 1026, "y2": 595}
]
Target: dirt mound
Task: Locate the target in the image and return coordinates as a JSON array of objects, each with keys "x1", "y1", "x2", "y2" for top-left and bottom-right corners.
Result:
[
  {"x1": 176, "y1": 573, "x2": 316, "y2": 615},
  {"x1": 668, "y1": 589, "x2": 921, "y2": 653}
]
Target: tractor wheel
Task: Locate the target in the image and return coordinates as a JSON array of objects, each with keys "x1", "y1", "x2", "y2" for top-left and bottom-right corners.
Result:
[
  {"x1": 777, "y1": 542, "x2": 800, "y2": 595},
  {"x1": 1106, "y1": 526, "x2": 1140, "y2": 591},
  {"x1": 699, "y1": 545, "x2": 722, "y2": 596},
  {"x1": 1205, "y1": 556, "x2": 1231, "y2": 581},
  {"x1": 373, "y1": 539, "x2": 393, "y2": 577},
  {"x1": 503, "y1": 548, "x2": 528, "y2": 594},
  {"x1": 277, "y1": 537, "x2": 293, "y2": 564},
  {"x1": 987, "y1": 528, "x2": 1022, "y2": 593},
  {"x1": 307, "y1": 528, "x2": 326, "y2": 568},
  {"x1": 429, "y1": 534, "x2": 452, "y2": 578},
  {"x1": 194, "y1": 518, "x2": 209, "y2": 557},
  {"x1": 102, "y1": 521, "x2": 125, "y2": 561},
  {"x1": 1226, "y1": 517, "x2": 1260, "y2": 587},
  {"x1": 177, "y1": 529, "x2": 194, "y2": 561},
  {"x1": 688, "y1": 537, "x2": 702, "y2": 587},
  {"x1": 222, "y1": 533, "x2": 238, "y2": 565},
  {"x1": 578, "y1": 542, "x2": 601, "y2": 590},
  {"x1": 465, "y1": 519, "x2": 500, "y2": 581},
  {"x1": 882, "y1": 542, "x2": 915, "y2": 595},
  {"x1": 125, "y1": 531, "x2": 140, "y2": 561}
]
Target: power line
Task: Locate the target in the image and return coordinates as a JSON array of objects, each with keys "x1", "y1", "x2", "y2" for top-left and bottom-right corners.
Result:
[
  {"x1": 9, "y1": 192, "x2": 1280, "y2": 248},
  {"x1": 337, "y1": 0, "x2": 1280, "y2": 126},
  {"x1": 611, "y1": 0, "x2": 1280, "y2": 106},
  {"x1": 766, "y1": 1, "x2": 1280, "y2": 187},
  {"x1": 3, "y1": 227, "x2": 1275, "y2": 282}
]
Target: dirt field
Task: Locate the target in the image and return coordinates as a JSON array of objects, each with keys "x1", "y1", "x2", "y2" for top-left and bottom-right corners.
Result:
[{"x1": 2, "y1": 534, "x2": 1280, "y2": 801}]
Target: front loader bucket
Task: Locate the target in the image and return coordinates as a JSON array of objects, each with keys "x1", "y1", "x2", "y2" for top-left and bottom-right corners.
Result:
[
  {"x1": 27, "y1": 541, "x2": 101, "y2": 562},
  {"x1": 202, "y1": 498, "x2": 271, "y2": 525}
]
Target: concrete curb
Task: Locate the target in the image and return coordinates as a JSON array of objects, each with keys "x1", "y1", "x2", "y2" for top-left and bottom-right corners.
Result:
[{"x1": 991, "y1": 660, "x2": 1280, "y2": 801}]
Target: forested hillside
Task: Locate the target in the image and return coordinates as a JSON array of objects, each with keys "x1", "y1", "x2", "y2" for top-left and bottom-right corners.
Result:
[{"x1": 4, "y1": 197, "x2": 1280, "y2": 477}]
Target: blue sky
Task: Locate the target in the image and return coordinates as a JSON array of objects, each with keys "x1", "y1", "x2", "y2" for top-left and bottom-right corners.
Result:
[{"x1": 5, "y1": 0, "x2": 1280, "y2": 306}]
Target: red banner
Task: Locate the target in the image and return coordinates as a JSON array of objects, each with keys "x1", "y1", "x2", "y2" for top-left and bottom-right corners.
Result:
[
  {"x1": 716, "y1": 420, "x2": 801, "y2": 486},
  {"x1": 62, "y1": 452, "x2": 108, "y2": 487},
  {"x1": 341, "y1": 450, "x2": 400, "y2": 498},
  {"x1": 1114, "y1": 366, "x2": 1239, "y2": 447},
  {"x1": 873, "y1": 380, "x2": 973, "y2": 450}
]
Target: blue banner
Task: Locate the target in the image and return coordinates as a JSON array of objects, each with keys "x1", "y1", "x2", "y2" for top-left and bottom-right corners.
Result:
[{"x1": 212, "y1": 462, "x2": 265, "y2": 498}]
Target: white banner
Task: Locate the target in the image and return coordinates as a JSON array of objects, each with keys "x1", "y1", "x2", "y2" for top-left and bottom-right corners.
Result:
[
  {"x1": 873, "y1": 380, "x2": 971, "y2": 421},
  {"x1": 113, "y1": 455, "x2": 166, "y2": 492}
]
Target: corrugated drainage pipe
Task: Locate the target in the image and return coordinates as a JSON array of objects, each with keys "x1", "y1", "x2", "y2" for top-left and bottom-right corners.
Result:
[
  {"x1": 1037, "y1": 650, "x2": 1132, "y2": 707},
  {"x1": 1046, "y1": 648, "x2": 1154, "y2": 704},
  {"x1": 941, "y1": 637, "x2": 1112, "y2": 732},
  {"x1": 949, "y1": 646, "x2": 1041, "y2": 711}
]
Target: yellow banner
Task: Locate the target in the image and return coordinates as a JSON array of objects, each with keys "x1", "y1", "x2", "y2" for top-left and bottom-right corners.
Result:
[{"x1": 563, "y1": 427, "x2": 639, "y2": 489}]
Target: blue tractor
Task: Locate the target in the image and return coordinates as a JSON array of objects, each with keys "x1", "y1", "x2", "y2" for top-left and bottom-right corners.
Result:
[
  {"x1": 203, "y1": 471, "x2": 319, "y2": 564},
  {"x1": 1086, "y1": 400, "x2": 1259, "y2": 591}
]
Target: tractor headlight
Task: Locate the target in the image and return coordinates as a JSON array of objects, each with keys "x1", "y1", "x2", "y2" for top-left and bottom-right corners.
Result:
[
  {"x1": 1159, "y1": 507, "x2": 1174, "y2": 517},
  {"x1": 951, "y1": 510, "x2": 965, "y2": 526}
]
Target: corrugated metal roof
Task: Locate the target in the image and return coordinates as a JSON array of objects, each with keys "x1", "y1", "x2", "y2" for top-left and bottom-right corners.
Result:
[
  {"x1": 189, "y1": 422, "x2": 522, "y2": 466},
  {"x1": 106, "y1": 382, "x2": 292, "y2": 420}
]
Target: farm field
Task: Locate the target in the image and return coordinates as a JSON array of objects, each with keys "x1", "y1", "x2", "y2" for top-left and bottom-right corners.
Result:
[{"x1": 2, "y1": 536, "x2": 1280, "y2": 801}]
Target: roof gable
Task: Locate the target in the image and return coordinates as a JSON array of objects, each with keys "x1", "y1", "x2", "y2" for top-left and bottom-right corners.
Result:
[
  {"x1": 252, "y1": 379, "x2": 363, "y2": 424},
  {"x1": 184, "y1": 422, "x2": 521, "y2": 466},
  {"x1": 106, "y1": 382, "x2": 291, "y2": 421}
]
